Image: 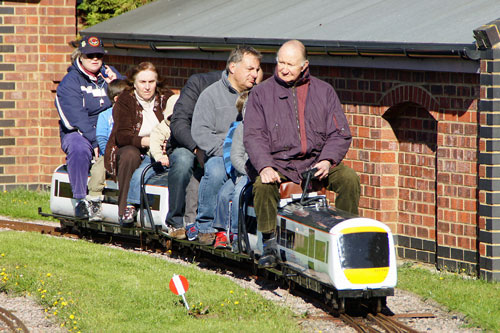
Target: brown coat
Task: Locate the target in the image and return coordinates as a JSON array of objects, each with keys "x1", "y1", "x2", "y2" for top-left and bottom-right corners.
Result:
[{"x1": 104, "y1": 87, "x2": 174, "y2": 179}]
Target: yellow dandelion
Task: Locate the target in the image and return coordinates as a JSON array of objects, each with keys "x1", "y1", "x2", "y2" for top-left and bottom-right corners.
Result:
[
  {"x1": 221, "y1": 303, "x2": 224, "y2": 307},
  {"x1": 53, "y1": 301, "x2": 58, "y2": 306},
  {"x1": 0, "y1": 253, "x2": 4, "y2": 257},
  {"x1": 73, "y1": 321, "x2": 77, "y2": 324},
  {"x1": 73, "y1": 327, "x2": 77, "y2": 330},
  {"x1": 41, "y1": 295, "x2": 45, "y2": 299},
  {"x1": 15, "y1": 266, "x2": 19, "y2": 269},
  {"x1": 0, "y1": 272, "x2": 5, "y2": 276},
  {"x1": 42, "y1": 289, "x2": 47, "y2": 293},
  {"x1": 230, "y1": 290, "x2": 234, "y2": 294},
  {"x1": 45, "y1": 309, "x2": 48, "y2": 313},
  {"x1": 53, "y1": 311, "x2": 58, "y2": 315},
  {"x1": 69, "y1": 314, "x2": 75, "y2": 320},
  {"x1": 439, "y1": 277, "x2": 444, "y2": 280},
  {"x1": 15, "y1": 282, "x2": 18, "y2": 286},
  {"x1": 234, "y1": 301, "x2": 239, "y2": 305},
  {"x1": 60, "y1": 323, "x2": 65, "y2": 327},
  {"x1": 46, "y1": 273, "x2": 52, "y2": 277},
  {"x1": 62, "y1": 301, "x2": 68, "y2": 306}
]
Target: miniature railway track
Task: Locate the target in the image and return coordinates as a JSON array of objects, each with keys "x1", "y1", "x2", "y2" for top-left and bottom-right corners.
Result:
[
  {"x1": 0, "y1": 219, "x2": 63, "y2": 236},
  {"x1": 0, "y1": 306, "x2": 29, "y2": 333},
  {"x1": 339, "y1": 312, "x2": 426, "y2": 333},
  {"x1": 1, "y1": 218, "x2": 435, "y2": 333}
]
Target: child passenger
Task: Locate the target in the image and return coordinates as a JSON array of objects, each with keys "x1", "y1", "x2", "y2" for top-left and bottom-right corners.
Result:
[
  {"x1": 148, "y1": 94, "x2": 184, "y2": 238},
  {"x1": 86, "y1": 79, "x2": 128, "y2": 221},
  {"x1": 212, "y1": 91, "x2": 250, "y2": 251}
]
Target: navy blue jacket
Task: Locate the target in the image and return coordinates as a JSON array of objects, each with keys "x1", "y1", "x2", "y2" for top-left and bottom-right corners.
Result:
[{"x1": 55, "y1": 60, "x2": 123, "y2": 148}]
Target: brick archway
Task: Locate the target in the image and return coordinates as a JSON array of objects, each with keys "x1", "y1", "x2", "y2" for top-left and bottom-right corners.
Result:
[{"x1": 379, "y1": 85, "x2": 440, "y2": 119}]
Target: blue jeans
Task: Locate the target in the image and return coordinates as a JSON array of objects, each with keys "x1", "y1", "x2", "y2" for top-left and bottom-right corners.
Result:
[
  {"x1": 213, "y1": 175, "x2": 248, "y2": 234},
  {"x1": 126, "y1": 155, "x2": 167, "y2": 205},
  {"x1": 196, "y1": 156, "x2": 227, "y2": 233},
  {"x1": 166, "y1": 147, "x2": 196, "y2": 228},
  {"x1": 61, "y1": 132, "x2": 93, "y2": 199}
]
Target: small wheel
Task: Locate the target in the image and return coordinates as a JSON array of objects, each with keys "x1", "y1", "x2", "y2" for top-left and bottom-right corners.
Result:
[
  {"x1": 369, "y1": 297, "x2": 383, "y2": 314},
  {"x1": 338, "y1": 298, "x2": 346, "y2": 314}
]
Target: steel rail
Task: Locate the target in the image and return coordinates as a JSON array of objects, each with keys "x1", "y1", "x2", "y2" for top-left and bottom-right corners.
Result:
[{"x1": 0, "y1": 306, "x2": 29, "y2": 333}]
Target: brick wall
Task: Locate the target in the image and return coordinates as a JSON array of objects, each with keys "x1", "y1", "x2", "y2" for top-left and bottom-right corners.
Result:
[
  {"x1": 0, "y1": 0, "x2": 76, "y2": 191},
  {"x1": 478, "y1": 49, "x2": 500, "y2": 281}
]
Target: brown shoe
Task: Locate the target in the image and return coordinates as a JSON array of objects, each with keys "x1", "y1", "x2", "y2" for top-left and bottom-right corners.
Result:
[
  {"x1": 168, "y1": 227, "x2": 186, "y2": 240},
  {"x1": 198, "y1": 232, "x2": 216, "y2": 245}
]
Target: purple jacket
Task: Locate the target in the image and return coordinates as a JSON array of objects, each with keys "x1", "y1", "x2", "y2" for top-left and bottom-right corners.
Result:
[{"x1": 244, "y1": 70, "x2": 352, "y2": 183}]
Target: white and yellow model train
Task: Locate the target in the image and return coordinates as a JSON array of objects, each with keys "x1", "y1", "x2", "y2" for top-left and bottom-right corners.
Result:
[{"x1": 43, "y1": 163, "x2": 397, "y2": 313}]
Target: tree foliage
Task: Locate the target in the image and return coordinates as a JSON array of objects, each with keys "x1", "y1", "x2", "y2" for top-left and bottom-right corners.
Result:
[{"x1": 78, "y1": 0, "x2": 154, "y2": 28}]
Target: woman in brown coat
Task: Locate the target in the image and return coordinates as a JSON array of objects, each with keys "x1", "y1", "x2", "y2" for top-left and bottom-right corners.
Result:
[{"x1": 105, "y1": 62, "x2": 174, "y2": 227}]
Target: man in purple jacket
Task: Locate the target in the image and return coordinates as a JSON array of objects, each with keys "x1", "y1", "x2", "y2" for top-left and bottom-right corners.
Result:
[{"x1": 244, "y1": 40, "x2": 360, "y2": 268}]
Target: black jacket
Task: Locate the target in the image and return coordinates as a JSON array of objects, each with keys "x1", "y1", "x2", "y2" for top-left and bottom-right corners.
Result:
[{"x1": 169, "y1": 71, "x2": 222, "y2": 153}]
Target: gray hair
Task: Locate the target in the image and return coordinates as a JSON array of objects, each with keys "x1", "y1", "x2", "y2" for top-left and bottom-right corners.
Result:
[
  {"x1": 226, "y1": 45, "x2": 262, "y2": 71},
  {"x1": 71, "y1": 48, "x2": 82, "y2": 63}
]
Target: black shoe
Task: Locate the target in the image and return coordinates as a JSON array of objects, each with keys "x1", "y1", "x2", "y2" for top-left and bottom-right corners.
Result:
[
  {"x1": 75, "y1": 199, "x2": 90, "y2": 219},
  {"x1": 258, "y1": 237, "x2": 277, "y2": 268}
]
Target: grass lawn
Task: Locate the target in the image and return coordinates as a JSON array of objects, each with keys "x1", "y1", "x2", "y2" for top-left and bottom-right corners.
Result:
[
  {"x1": 397, "y1": 262, "x2": 500, "y2": 332},
  {"x1": 0, "y1": 231, "x2": 300, "y2": 332}
]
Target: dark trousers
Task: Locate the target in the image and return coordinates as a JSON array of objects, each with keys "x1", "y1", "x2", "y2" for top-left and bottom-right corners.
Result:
[
  {"x1": 116, "y1": 145, "x2": 142, "y2": 216},
  {"x1": 252, "y1": 162, "x2": 360, "y2": 233},
  {"x1": 166, "y1": 147, "x2": 199, "y2": 228}
]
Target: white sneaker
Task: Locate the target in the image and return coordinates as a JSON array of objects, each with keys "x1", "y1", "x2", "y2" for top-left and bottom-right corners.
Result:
[{"x1": 88, "y1": 200, "x2": 103, "y2": 222}]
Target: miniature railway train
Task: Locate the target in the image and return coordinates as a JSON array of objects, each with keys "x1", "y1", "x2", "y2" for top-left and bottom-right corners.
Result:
[{"x1": 41, "y1": 163, "x2": 397, "y2": 313}]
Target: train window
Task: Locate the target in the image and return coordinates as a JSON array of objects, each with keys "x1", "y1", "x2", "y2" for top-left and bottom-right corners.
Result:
[
  {"x1": 57, "y1": 181, "x2": 74, "y2": 199},
  {"x1": 338, "y1": 232, "x2": 389, "y2": 269}
]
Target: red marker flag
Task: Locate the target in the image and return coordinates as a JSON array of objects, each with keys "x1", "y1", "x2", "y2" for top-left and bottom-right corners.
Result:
[{"x1": 169, "y1": 274, "x2": 190, "y2": 310}]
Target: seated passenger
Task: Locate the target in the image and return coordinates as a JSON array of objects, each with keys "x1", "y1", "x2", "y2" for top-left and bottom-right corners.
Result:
[
  {"x1": 166, "y1": 71, "x2": 221, "y2": 235},
  {"x1": 212, "y1": 91, "x2": 250, "y2": 251},
  {"x1": 244, "y1": 40, "x2": 360, "y2": 268},
  {"x1": 104, "y1": 62, "x2": 175, "y2": 227},
  {"x1": 149, "y1": 95, "x2": 195, "y2": 240},
  {"x1": 191, "y1": 46, "x2": 262, "y2": 245},
  {"x1": 87, "y1": 79, "x2": 128, "y2": 221},
  {"x1": 55, "y1": 35, "x2": 122, "y2": 218}
]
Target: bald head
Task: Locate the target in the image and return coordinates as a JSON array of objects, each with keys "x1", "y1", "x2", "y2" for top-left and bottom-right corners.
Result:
[
  {"x1": 276, "y1": 40, "x2": 309, "y2": 84},
  {"x1": 278, "y1": 40, "x2": 307, "y2": 63}
]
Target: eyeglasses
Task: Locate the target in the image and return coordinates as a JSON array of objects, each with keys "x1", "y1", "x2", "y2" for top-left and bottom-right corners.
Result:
[{"x1": 84, "y1": 53, "x2": 104, "y2": 60}]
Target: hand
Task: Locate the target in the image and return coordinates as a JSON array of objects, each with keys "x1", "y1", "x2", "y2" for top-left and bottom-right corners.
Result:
[
  {"x1": 93, "y1": 147, "x2": 99, "y2": 159},
  {"x1": 158, "y1": 155, "x2": 170, "y2": 167},
  {"x1": 141, "y1": 136, "x2": 150, "y2": 148},
  {"x1": 161, "y1": 140, "x2": 167, "y2": 154},
  {"x1": 313, "y1": 160, "x2": 332, "y2": 180},
  {"x1": 194, "y1": 148, "x2": 205, "y2": 169},
  {"x1": 100, "y1": 65, "x2": 118, "y2": 83},
  {"x1": 259, "y1": 167, "x2": 281, "y2": 184}
]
